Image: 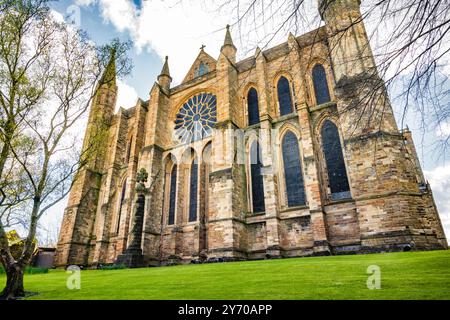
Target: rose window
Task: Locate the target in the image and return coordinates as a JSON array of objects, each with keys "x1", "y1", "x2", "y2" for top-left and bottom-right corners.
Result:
[{"x1": 174, "y1": 93, "x2": 217, "y2": 144}]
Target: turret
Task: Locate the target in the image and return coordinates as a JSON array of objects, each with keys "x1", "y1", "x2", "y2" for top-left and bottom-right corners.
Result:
[
  {"x1": 54, "y1": 48, "x2": 117, "y2": 267},
  {"x1": 318, "y1": 0, "x2": 376, "y2": 82},
  {"x1": 82, "y1": 49, "x2": 117, "y2": 171},
  {"x1": 99, "y1": 48, "x2": 117, "y2": 88},
  {"x1": 220, "y1": 25, "x2": 237, "y2": 64},
  {"x1": 157, "y1": 56, "x2": 172, "y2": 94}
]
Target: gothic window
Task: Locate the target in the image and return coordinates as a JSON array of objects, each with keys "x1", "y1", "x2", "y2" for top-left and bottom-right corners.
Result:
[
  {"x1": 195, "y1": 62, "x2": 209, "y2": 77},
  {"x1": 312, "y1": 64, "x2": 331, "y2": 105},
  {"x1": 247, "y1": 88, "x2": 260, "y2": 126},
  {"x1": 277, "y1": 76, "x2": 294, "y2": 116},
  {"x1": 249, "y1": 141, "x2": 265, "y2": 213},
  {"x1": 189, "y1": 157, "x2": 199, "y2": 222},
  {"x1": 168, "y1": 165, "x2": 177, "y2": 225},
  {"x1": 321, "y1": 120, "x2": 351, "y2": 201},
  {"x1": 174, "y1": 93, "x2": 217, "y2": 144},
  {"x1": 116, "y1": 181, "x2": 127, "y2": 234},
  {"x1": 282, "y1": 131, "x2": 306, "y2": 207}
]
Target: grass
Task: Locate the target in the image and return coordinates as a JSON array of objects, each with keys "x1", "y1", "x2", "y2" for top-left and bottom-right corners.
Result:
[{"x1": 1, "y1": 250, "x2": 449, "y2": 300}]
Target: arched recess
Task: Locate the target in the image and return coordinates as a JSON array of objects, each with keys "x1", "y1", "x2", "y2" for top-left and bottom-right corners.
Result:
[
  {"x1": 115, "y1": 177, "x2": 127, "y2": 234},
  {"x1": 179, "y1": 147, "x2": 199, "y2": 224},
  {"x1": 281, "y1": 130, "x2": 306, "y2": 207},
  {"x1": 277, "y1": 76, "x2": 294, "y2": 116},
  {"x1": 312, "y1": 64, "x2": 331, "y2": 105},
  {"x1": 168, "y1": 165, "x2": 177, "y2": 225},
  {"x1": 248, "y1": 140, "x2": 266, "y2": 213},
  {"x1": 320, "y1": 120, "x2": 351, "y2": 201},
  {"x1": 199, "y1": 142, "x2": 212, "y2": 252},
  {"x1": 188, "y1": 151, "x2": 199, "y2": 222},
  {"x1": 247, "y1": 87, "x2": 260, "y2": 126},
  {"x1": 163, "y1": 153, "x2": 178, "y2": 226}
]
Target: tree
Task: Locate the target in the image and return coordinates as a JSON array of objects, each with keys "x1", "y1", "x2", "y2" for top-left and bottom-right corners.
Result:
[{"x1": 0, "y1": 0, "x2": 131, "y2": 299}]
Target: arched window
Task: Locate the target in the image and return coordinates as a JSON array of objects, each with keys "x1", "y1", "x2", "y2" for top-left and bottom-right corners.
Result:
[
  {"x1": 282, "y1": 131, "x2": 306, "y2": 207},
  {"x1": 196, "y1": 61, "x2": 209, "y2": 77},
  {"x1": 189, "y1": 157, "x2": 199, "y2": 222},
  {"x1": 312, "y1": 64, "x2": 331, "y2": 105},
  {"x1": 250, "y1": 141, "x2": 265, "y2": 213},
  {"x1": 116, "y1": 181, "x2": 127, "y2": 234},
  {"x1": 321, "y1": 120, "x2": 351, "y2": 201},
  {"x1": 168, "y1": 165, "x2": 177, "y2": 225},
  {"x1": 277, "y1": 76, "x2": 294, "y2": 116},
  {"x1": 247, "y1": 88, "x2": 260, "y2": 126}
]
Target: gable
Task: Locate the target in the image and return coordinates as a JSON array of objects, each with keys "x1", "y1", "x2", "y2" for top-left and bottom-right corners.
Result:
[{"x1": 182, "y1": 50, "x2": 217, "y2": 84}]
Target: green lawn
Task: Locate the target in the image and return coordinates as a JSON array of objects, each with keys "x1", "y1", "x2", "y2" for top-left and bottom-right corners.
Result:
[{"x1": 2, "y1": 250, "x2": 450, "y2": 300}]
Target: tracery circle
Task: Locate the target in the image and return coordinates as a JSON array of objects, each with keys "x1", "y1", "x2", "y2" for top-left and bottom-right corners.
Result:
[{"x1": 174, "y1": 93, "x2": 217, "y2": 144}]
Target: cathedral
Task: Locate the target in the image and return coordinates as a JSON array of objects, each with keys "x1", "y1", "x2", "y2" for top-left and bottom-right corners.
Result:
[{"x1": 54, "y1": 0, "x2": 448, "y2": 268}]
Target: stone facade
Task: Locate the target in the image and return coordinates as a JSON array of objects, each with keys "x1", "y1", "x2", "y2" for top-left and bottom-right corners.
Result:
[{"x1": 54, "y1": 0, "x2": 448, "y2": 268}]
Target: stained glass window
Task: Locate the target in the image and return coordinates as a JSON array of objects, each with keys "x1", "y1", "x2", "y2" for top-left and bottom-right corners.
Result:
[
  {"x1": 247, "y1": 88, "x2": 260, "y2": 126},
  {"x1": 174, "y1": 93, "x2": 217, "y2": 144},
  {"x1": 282, "y1": 131, "x2": 306, "y2": 207},
  {"x1": 189, "y1": 157, "x2": 199, "y2": 222},
  {"x1": 277, "y1": 76, "x2": 294, "y2": 116},
  {"x1": 312, "y1": 64, "x2": 331, "y2": 105},
  {"x1": 116, "y1": 181, "x2": 127, "y2": 234},
  {"x1": 321, "y1": 120, "x2": 351, "y2": 201},
  {"x1": 168, "y1": 165, "x2": 177, "y2": 225},
  {"x1": 250, "y1": 141, "x2": 265, "y2": 213}
]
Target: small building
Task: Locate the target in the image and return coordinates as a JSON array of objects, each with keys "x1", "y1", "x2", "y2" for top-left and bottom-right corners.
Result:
[{"x1": 33, "y1": 247, "x2": 56, "y2": 269}]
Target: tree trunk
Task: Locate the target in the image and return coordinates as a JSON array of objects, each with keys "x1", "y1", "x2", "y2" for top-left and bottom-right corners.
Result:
[{"x1": 1, "y1": 263, "x2": 25, "y2": 300}]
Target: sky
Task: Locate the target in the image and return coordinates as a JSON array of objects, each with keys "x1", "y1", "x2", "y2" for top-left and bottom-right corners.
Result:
[{"x1": 39, "y1": 0, "x2": 450, "y2": 242}]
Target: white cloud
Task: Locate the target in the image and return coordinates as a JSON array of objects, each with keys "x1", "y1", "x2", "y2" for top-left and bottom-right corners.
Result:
[
  {"x1": 116, "y1": 79, "x2": 139, "y2": 111},
  {"x1": 74, "y1": 0, "x2": 450, "y2": 86},
  {"x1": 424, "y1": 165, "x2": 450, "y2": 241},
  {"x1": 49, "y1": 9, "x2": 65, "y2": 23},
  {"x1": 436, "y1": 121, "x2": 450, "y2": 138},
  {"x1": 98, "y1": 0, "x2": 137, "y2": 33},
  {"x1": 75, "y1": 0, "x2": 96, "y2": 6},
  {"x1": 76, "y1": 0, "x2": 259, "y2": 84},
  {"x1": 108, "y1": 0, "x2": 228, "y2": 84}
]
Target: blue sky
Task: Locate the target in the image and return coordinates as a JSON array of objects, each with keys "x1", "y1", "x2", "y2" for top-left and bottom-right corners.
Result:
[
  {"x1": 39, "y1": 0, "x2": 450, "y2": 241},
  {"x1": 50, "y1": 0, "x2": 161, "y2": 102}
]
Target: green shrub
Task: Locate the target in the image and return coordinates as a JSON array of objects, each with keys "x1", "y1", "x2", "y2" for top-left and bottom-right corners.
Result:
[
  {"x1": 98, "y1": 264, "x2": 126, "y2": 270},
  {"x1": 0, "y1": 266, "x2": 48, "y2": 275},
  {"x1": 25, "y1": 267, "x2": 49, "y2": 274}
]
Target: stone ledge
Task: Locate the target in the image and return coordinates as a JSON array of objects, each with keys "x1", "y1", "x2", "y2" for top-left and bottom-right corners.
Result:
[
  {"x1": 355, "y1": 190, "x2": 424, "y2": 202},
  {"x1": 209, "y1": 167, "x2": 233, "y2": 178},
  {"x1": 308, "y1": 101, "x2": 337, "y2": 113},
  {"x1": 344, "y1": 130, "x2": 403, "y2": 145},
  {"x1": 271, "y1": 112, "x2": 298, "y2": 124},
  {"x1": 170, "y1": 70, "x2": 217, "y2": 95}
]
